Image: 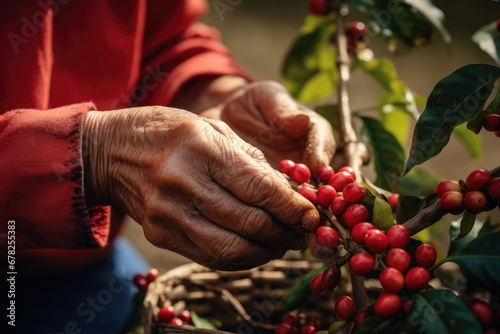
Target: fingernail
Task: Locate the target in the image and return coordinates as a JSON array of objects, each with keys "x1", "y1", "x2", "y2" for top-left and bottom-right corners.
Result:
[{"x1": 290, "y1": 236, "x2": 306, "y2": 250}]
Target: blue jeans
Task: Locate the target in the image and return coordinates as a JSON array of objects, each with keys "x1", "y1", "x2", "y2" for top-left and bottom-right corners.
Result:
[{"x1": 16, "y1": 238, "x2": 149, "y2": 334}]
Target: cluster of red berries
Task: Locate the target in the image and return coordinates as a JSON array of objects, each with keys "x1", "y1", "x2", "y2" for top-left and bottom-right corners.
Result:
[
  {"x1": 308, "y1": 0, "x2": 329, "y2": 16},
  {"x1": 132, "y1": 268, "x2": 160, "y2": 292},
  {"x1": 467, "y1": 298, "x2": 499, "y2": 333},
  {"x1": 275, "y1": 312, "x2": 323, "y2": 334},
  {"x1": 157, "y1": 305, "x2": 193, "y2": 327},
  {"x1": 346, "y1": 22, "x2": 367, "y2": 55},
  {"x1": 483, "y1": 110, "x2": 500, "y2": 137},
  {"x1": 438, "y1": 169, "x2": 500, "y2": 215}
]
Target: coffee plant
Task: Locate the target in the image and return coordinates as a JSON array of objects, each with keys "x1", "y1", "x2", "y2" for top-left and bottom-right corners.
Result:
[{"x1": 277, "y1": 0, "x2": 500, "y2": 333}]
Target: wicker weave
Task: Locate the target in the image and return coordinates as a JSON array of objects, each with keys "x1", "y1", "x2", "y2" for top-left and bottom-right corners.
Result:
[{"x1": 143, "y1": 259, "x2": 342, "y2": 334}]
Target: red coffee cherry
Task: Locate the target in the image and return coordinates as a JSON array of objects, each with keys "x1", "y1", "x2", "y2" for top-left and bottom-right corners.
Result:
[
  {"x1": 386, "y1": 224, "x2": 410, "y2": 249},
  {"x1": 321, "y1": 265, "x2": 341, "y2": 290},
  {"x1": 334, "y1": 295, "x2": 357, "y2": 320},
  {"x1": 308, "y1": 0, "x2": 328, "y2": 15},
  {"x1": 305, "y1": 318, "x2": 321, "y2": 329},
  {"x1": 346, "y1": 21, "x2": 367, "y2": 44},
  {"x1": 364, "y1": 229, "x2": 388, "y2": 254},
  {"x1": 316, "y1": 185, "x2": 337, "y2": 208},
  {"x1": 439, "y1": 191, "x2": 465, "y2": 214},
  {"x1": 329, "y1": 171, "x2": 355, "y2": 192},
  {"x1": 342, "y1": 203, "x2": 369, "y2": 229},
  {"x1": 467, "y1": 298, "x2": 493, "y2": 327},
  {"x1": 487, "y1": 177, "x2": 500, "y2": 201},
  {"x1": 178, "y1": 310, "x2": 192, "y2": 323},
  {"x1": 275, "y1": 323, "x2": 292, "y2": 334},
  {"x1": 301, "y1": 325, "x2": 316, "y2": 334},
  {"x1": 386, "y1": 248, "x2": 411, "y2": 273},
  {"x1": 466, "y1": 169, "x2": 491, "y2": 191},
  {"x1": 282, "y1": 312, "x2": 300, "y2": 327},
  {"x1": 298, "y1": 186, "x2": 318, "y2": 206},
  {"x1": 349, "y1": 253, "x2": 375, "y2": 275},
  {"x1": 403, "y1": 299, "x2": 412, "y2": 313},
  {"x1": 278, "y1": 159, "x2": 295, "y2": 175},
  {"x1": 436, "y1": 179, "x2": 462, "y2": 197},
  {"x1": 290, "y1": 163, "x2": 311, "y2": 184},
  {"x1": 317, "y1": 165, "x2": 335, "y2": 184},
  {"x1": 158, "y1": 306, "x2": 176, "y2": 322},
  {"x1": 338, "y1": 166, "x2": 357, "y2": 180},
  {"x1": 379, "y1": 267, "x2": 404, "y2": 293},
  {"x1": 464, "y1": 190, "x2": 488, "y2": 214},
  {"x1": 310, "y1": 273, "x2": 325, "y2": 294},
  {"x1": 343, "y1": 183, "x2": 367, "y2": 204},
  {"x1": 388, "y1": 193, "x2": 399, "y2": 212},
  {"x1": 330, "y1": 196, "x2": 348, "y2": 216},
  {"x1": 354, "y1": 308, "x2": 366, "y2": 327},
  {"x1": 315, "y1": 226, "x2": 340, "y2": 248},
  {"x1": 351, "y1": 222, "x2": 375, "y2": 244},
  {"x1": 146, "y1": 268, "x2": 159, "y2": 283},
  {"x1": 404, "y1": 267, "x2": 430, "y2": 292},
  {"x1": 170, "y1": 318, "x2": 184, "y2": 326},
  {"x1": 415, "y1": 244, "x2": 437, "y2": 268},
  {"x1": 374, "y1": 293, "x2": 402, "y2": 318},
  {"x1": 483, "y1": 114, "x2": 500, "y2": 132},
  {"x1": 133, "y1": 273, "x2": 149, "y2": 292}
]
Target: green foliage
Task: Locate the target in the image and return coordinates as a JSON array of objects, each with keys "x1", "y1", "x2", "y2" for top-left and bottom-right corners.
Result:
[
  {"x1": 357, "y1": 305, "x2": 402, "y2": 333},
  {"x1": 405, "y1": 64, "x2": 500, "y2": 174},
  {"x1": 284, "y1": 265, "x2": 325, "y2": 311},
  {"x1": 467, "y1": 82, "x2": 500, "y2": 133},
  {"x1": 191, "y1": 311, "x2": 221, "y2": 330},
  {"x1": 452, "y1": 211, "x2": 477, "y2": 241},
  {"x1": 452, "y1": 123, "x2": 482, "y2": 160},
  {"x1": 472, "y1": 20, "x2": 500, "y2": 65},
  {"x1": 395, "y1": 193, "x2": 438, "y2": 224},
  {"x1": 396, "y1": 168, "x2": 440, "y2": 197}
]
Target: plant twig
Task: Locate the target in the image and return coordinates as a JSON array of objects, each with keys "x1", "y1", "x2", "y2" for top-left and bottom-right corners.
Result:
[{"x1": 402, "y1": 201, "x2": 446, "y2": 235}]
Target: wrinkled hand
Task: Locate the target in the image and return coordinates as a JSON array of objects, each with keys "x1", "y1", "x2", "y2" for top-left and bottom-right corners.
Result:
[
  {"x1": 83, "y1": 107, "x2": 320, "y2": 270},
  {"x1": 201, "y1": 81, "x2": 336, "y2": 176}
]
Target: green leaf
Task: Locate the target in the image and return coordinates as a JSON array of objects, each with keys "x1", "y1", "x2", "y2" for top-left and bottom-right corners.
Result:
[
  {"x1": 359, "y1": 116, "x2": 406, "y2": 191},
  {"x1": 191, "y1": 311, "x2": 220, "y2": 330},
  {"x1": 467, "y1": 82, "x2": 500, "y2": 133},
  {"x1": 282, "y1": 15, "x2": 337, "y2": 104},
  {"x1": 284, "y1": 265, "x2": 325, "y2": 311},
  {"x1": 405, "y1": 64, "x2": 500, "y2": 174},
  {"x1": 381, "y1": 105, "x2": 410, "y2": 146},
  {"x1": 454, "y1": 211, "x2": 477, "y2": 240},
  {"x1": 328, "y1": 320, "x2": 346, "y2": 333},
  {"x1": 396, "y1": 168, "x2": 440, "y2": 197},
  {"x1": 395, "y1": 193, "x2": 438, "y2": 225},
  {"x1": 448, "y1": 218, "x2": 484, "y2": 256},
  {"x1": 406, "y1": 290, "x2": 482, "y2": 334},
  {"x1": 452, "y1": 123, "x2": 482, "y2": 160},
  {"x1": 357, "y1": 304, "x2": 403, "y2": 334},
  {"x1": 438, "y1": 231, "x2": 500, "y2": 294},
  {"x1": 472, "y1": 20, "x2": 500, "y2": 65},
  {"x1": 372, "y1": 196, "x2": 395, "y2": 231}
]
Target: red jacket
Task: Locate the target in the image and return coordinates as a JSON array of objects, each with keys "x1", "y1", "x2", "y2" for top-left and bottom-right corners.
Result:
[{"x1": 0, "y1": 0, "x2": 248, "y2": 274}]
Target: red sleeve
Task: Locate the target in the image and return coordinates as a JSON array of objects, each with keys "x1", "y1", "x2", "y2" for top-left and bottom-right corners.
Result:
[
  {"x1": 135, "y1": 0, "x2": 252, "y2": 107},
  {"x1": 0, "y1": 103, "x2": 111, "y2": 251}
]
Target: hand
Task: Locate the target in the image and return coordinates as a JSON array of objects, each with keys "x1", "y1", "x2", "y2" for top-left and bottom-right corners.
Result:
[
  {"x1": 83, "y1": 107, "x2": 320, "y2": 270},
  {"x1": 201, "y1": 81, "x2": 336, "y2": 176}
]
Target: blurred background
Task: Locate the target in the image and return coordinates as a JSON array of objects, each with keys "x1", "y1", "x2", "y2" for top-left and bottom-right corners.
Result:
[{"x1": 124, "y1": 0, "x2": 500, "y2": 273}]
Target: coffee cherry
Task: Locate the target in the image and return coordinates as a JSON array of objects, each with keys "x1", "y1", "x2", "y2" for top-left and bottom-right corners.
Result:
[
  {"x1": 282, "y1": 312, "x2": 300, "y2": 327},
  {"x1": 349, "y1": 253, "x2": 375, "y2": 275},
  {"x1": 329, "y1": 171, "x2": 355, "y2": 192},
  {"x1": 301, "y1": 325, "x2": 316, "y2": 334},
  {"x1": 330, "y1": 196, "x2": 348, "y2": 216},
  {"x1": 466, "y1": 169, "x2": 491, "y2": 191},
  {"x1": 334, "y1": 295, "x2": 357, "y2": 320},
  {"x1": 364, "y1": 229, "x2": 388, "y2": 254},
  {"x1": 158, "y1": 306, "x2": 176, "y2": 322},
  {"x1": 308, "y1": 0, "x2": 328, "y2": 15},
  {"x1": 343, "y1": 183, "x2": 367, "y2": 204},
  {"x1": 178, "y1": 310, "x2": 191, "y2": 323},
  {"x1": 354, "y1": 308, "x2": 366, "y2": 327},
  {"x1": 338, "y1": 166, "x2": 357, "y2": 181},
  {"x1": 321, "y1": 265, "x2": 340, "y2": 290},
  {"x1": 495, "y1": 130, "x2": 500, "y2": 137},
  {"x1": 278, "y1": 159, "x2": 295, "y2": 175},
  {"x1": 415, "y1": 244, "x2": 437, "y2": 268},
  {"x1": 403, "y1": 299, "x2": 412, "y2": 313},
  {"x1": 170, "y1": 318, "x2": 184, "y2": 326},
  {"x1": 310, "y1": 273, "x2": 325, "y2": 294},
  {"x1": 386, "y1": 225, "x2": 410, "y2": 249},
  {"x1": 464, "y1": 190, "x2": 488, "y2": 214},
  {"x1": 351, "y1": 222, "x2": 375, "y2": 244},
  {"x1": 483, "y1": 114, "x2": 500, "y2": 132},
  {"x1": 146, "y1": 268, "x2": 159, "y2": 283},
  {"x1": 379, "y1": 268, "x2": 404, "y2": 293},
  {"x1": 346, "y1": 22, "x2": 367, "y2": 44},
  {"x1": 436, "y1": 179, "x2": 462, "y2": 197},
  {"x1": 275, "y1": 323, "x2": 292, "y2": 334},
  {"x1": 374, "y1": 293, "x2": 402, "y2": 318},
  {"x1": 467, "y1": 299, "x2": 493, "y2": 327},
  {"x1": 290, "y1": 163, "x2": 311, "y2": 184},
  {"x1": 317, "y1": 165, "x2": 334, "y2": 184},
  {"x1": 315, "y1": 226, "x2": 340, "y2": 248},
  {"x1": 404, "y1": 267, "x2": 430, "y2": 292},
  {"x1": 386, "y1": 248, "x2": 411, "y2": 273},
  {"x1": 440, "y1": 191, "x2": 465, "y2": 214},
  {"x1": 298, "y1": 186, "x2": 317, "y2": 206},
  {"x1": 388, "y1": 193, "x2": 399, "y2": 212},
  {"x1": 487, "y1": 177, "x2": 500, "y2": 201},
  {"x1": 317, "y1": 185, "x2": 337, "y2": 208},
  {"x1": 343, "y1": 203, "x2": 369, "y2": 229},
  {"x1": 133, "y1": 274, "x2": 149, "y2": 292}
]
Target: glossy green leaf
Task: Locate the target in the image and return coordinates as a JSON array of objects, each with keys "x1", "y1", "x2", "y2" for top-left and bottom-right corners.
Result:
[
  {"x1": 472, "y1": 20, "x2": 500, "y2": 65},
  {"x1": 405, "y1": 64, "x2": 500, "y2": 174},
  {"x1": 372, "y1": 196, "x2": 395, "y2": 230},
  {"x1": 406, "y1": 290, "x2": 482, "y2": 334},
  {"x1": 191, "y1": 311, "x2": 220, "y2": 330},
  {"x1": 448, "y1": 219, "x2": 484, "y2": 256},
  {"x1": 359, "y1": 116, "x2": 405, "y2": 191},
  {"x1": 357, "y1": 304, "x2": 403, "y2": 334},
  {"x1": 454, "y1": 211, "x2": 477, "y2": 240},
  {"x1": 467, "y1": 83, "x2": 500, "y2": 133},
  {"x1": 328, "y1": 320, "x2": 346, "y2": 333},
  {"x1": 438, "y1": 232, "x2": 500, "y2": 294},
  {"x1": 381, "y1": 105, "x2": 410, "y2": 146},
  {"x1": 282, "y1": 15, "x2": 337, "y2": 104},
  {"x1": 396, "y1": 168, "x2": 440, "y2": 197},
  {"x1": 395, "y1": 193, "x2": 438, "y2": 225},
  {"x1": 452, "y1": 123, "x2": 482, "y2": 160}
]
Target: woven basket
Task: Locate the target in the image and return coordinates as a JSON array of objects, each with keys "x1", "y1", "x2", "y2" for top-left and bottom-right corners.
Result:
[{"x1": 143, "y1": 259, "x2": 346, "y2": 334}]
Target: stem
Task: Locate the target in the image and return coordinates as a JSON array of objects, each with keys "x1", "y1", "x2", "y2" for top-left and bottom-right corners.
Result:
[{"x1": 402, "y1": 201, "x2": 446, "y2": 235}]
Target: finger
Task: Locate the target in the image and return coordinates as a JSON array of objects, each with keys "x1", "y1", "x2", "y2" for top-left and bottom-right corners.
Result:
[{"x1": 301, "y1": 114, "x2": 336, "y2": 176}]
